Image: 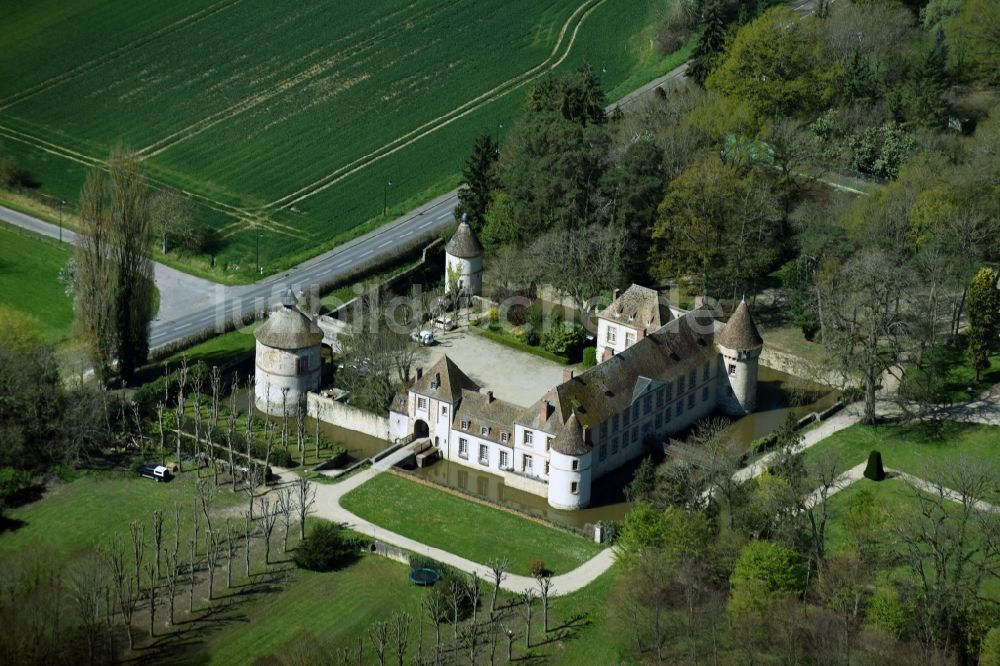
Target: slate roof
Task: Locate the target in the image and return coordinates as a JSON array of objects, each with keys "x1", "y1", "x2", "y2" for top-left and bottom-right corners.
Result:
[
  {"x1": 596, "y1": 284, "x2": 672, "y2": 330},
  {"x1": 453, "y1": 390, "x2": 522, "y2": 445},
  {"x1": 717, "y1": 300, "x2": 763, "y2": 351},
  {"x1": 411, "y1": 355, "x2": 480, "y2": 404},
  {"x1": 516, "y1": 310, "x2": 717, "y2": 448},
  {"x1": 255, "y1": 293, "x2": 324, "y2": 350},
  {"x1": 551, "y1": 412, "x2": 589, "y2": 455},
  {"x1": 445, "y1": 220, "x2": 484, "y2": 258}
]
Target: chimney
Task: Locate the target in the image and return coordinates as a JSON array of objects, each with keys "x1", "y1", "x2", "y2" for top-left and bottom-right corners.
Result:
[
  {"x1": 540, "y1": 400, "x2": 549, "y2": 427},
  {"x1": 486, "y1": 390, "x2": 494, "y2": 403},
  {"x1": 563, "y1": 369, "x2": 574, "y2": 383},
  {"x1": 416, "y1": 367, "x2": 423, "y2": 380},
  {"x1": 638, "y1": 328, "x2": 646, "y2": 340},
  {"x1": 612, "y1": 288, "x2": 620, "y2": 301}
]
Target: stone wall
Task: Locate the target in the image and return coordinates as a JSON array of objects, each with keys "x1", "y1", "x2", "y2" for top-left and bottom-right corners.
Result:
[
  {"x1": 758, "y1": 347, "x2": 845, "y2": 388},
  {"x1": 307, "y1": 392, "x2": 391, "y2": 441}
]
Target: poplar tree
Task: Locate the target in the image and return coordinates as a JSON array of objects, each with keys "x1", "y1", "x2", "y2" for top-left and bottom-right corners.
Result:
[
  {"x1": 966, "y1": 267, "x2": 999, "y2": 382},
  {"x1": 456, "y1": 131, "x2": 499, "y2": 230}
]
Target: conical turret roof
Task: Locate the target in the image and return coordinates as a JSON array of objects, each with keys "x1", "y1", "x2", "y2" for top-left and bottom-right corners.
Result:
[
  {"x1": 255, "y1": 290, "x2": 323, "y2": 350},
  {"x1": 550, "y1": 412, "x2": 589, "y2": 456},
  {"x1": 445, "y1": 216, "x2": 483, "y2": 258},
  {"x1": 717, "y1": 300, "x2": 763, "y2": 351}
]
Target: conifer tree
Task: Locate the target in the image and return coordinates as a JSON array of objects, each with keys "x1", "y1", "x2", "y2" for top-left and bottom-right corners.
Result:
[
  {"x1": 456, "y1": 131, "x2": 498, "y2": 230},
  {"x1": 688, "y1": 1, "x2": 727, "y2": 87},
  {"x1": 966, "y1": 267, "x2": 999, "y2": 382}
]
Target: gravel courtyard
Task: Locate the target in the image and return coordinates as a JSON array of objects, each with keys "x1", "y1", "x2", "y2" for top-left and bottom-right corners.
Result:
[{"x1": 415, "y1": 327, "x2": 576, "y2": 407}]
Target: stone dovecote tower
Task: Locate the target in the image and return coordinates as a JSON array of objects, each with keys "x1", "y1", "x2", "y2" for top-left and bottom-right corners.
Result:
[
  {"x1": 716, "y1": 299, "x2": 764, "y2": 415},
  {"x1": 254, "y1": 289, "x2": 324, "y2": 416},
  {"x1": 444, "y1": 214, "x2": 484, "y2": 295}
]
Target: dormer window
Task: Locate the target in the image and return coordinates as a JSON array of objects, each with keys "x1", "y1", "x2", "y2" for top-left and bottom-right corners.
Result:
[
  {"x1": 500, "y1": 431, "x2": 509, "y2": 443},
  {"x1": 461, "y1": 420, "x2": 469, "y2": 430},
  {"x1": 481, "y1": 426, "x2": 489, "y2": 437}
]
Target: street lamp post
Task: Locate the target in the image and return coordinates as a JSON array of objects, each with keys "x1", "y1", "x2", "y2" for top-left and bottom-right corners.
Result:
[
  {"x1": 383, "y1": 179, "x2": 392, "y2": 217},
  {"x1": 495, "y1": 121, "x2": 503, "y2": 154},
  {"x1": 255, "y1": 227, "x2": 261, "y2": 275},
  {"x1": 58, "y1": 199, "x2": 66, "y2": 243}
]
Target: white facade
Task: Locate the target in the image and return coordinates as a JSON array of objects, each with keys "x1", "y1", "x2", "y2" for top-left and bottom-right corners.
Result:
[
  {"x1": 717, "y1": 344, "x2": 762, "y2": 415},
  {"x1": 595, "y1": 318, "x2": 641, "y2": 361},
  {"x1": 255, "y1": 342, "x2": 321, "y2": 416},
  {"x1": 445, "y1": 253, "x2": 483, "y2": 295},
  {"x1": 548, "y1": 449, "x2": 592, "y2": 510}
]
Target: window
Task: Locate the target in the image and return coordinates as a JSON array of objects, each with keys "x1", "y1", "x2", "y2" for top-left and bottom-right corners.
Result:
[
  {"x1": 460, "y1": 420, "x2": 469, "y2": 430},
  {"x1": 702, "y1": 386, "x2": 709, "y2": 402},
  {"x1": 676, "y1": 401, "x2": 684, "y2": 416},
  {"x1": 500, "y1": 431, "x2": 509, "y2": 444},
  {"x1": 606, "y1": 326, "x2": 616, "y2": 343},
  {"x1": 623, "y1": 409, "x2": 631, "y2": 426},
  {"x1": 296, "y1": 357, "x2": 308, "y2": 373},
  {"x1": 571, "y1": 481, "x2": 579, "y2": 495},
  {"x1": 655, "y1": 413, "x2": 662, "y2": 428},
  {"x1": 479, "y1": 444, "x2": 489, "y2": 465},
  {"x1": 631, "y1": 428, "x2": 639, "y2": 444},
  {"x1": 687, "y1": 393, "x2": 695, "y2": 409},
  {"x1": 458, "y1": 438, "x2": 468, "y2": 458},
  {"x1": 611, "y1": 437, "x2": 619, "y2": 454},
  {"x1": 632, "y1": 403, "x2": 640, "y2": 420},
  {"x1": 599, "y1": 444, "x2": 608, "y2": 461},
  {"x1": 546, "y1": 437, "x2": 553, "y2": 451},
  {"x1": 523, "y1": 454, "x2": 533, "y2": 474},
  {"x1": 643, "y1": 394, "x2": 652, "y2": 414},
  {"x1": 600, "y1": 421, "x2": 608, "y2": 438},
  {"x1": 625, "y1": 331, "x2": 635, "y2": 347},
  {"x1": 689, "y1": 369, "x2": 697, "y2": 388},
  {"x1": 571, "y1": 459, "x2": 579, "y2": 471},
  {"x1": 499, "y1": 450, "x2": 509, "y2": 469},
  {"x1": 442, "y1": 406, "x2": 448, "y2": 416},
  {"x1": 703, "y1": 363, "x2": 710, "y2": 381},
  {"x1": 728, "y1": 364, "x2": 737, "y2": 377},
  {"x1": 612, "y1": 414, "x2": 620, "y2": 431},
  {"x1": 523, "y1": 430, "x2": 534, "y2": 445},
  {"x1": 678, "y1": 375, "x2": 685, "y2": 393},
  {"x1": 666, "y1": 383, "x2": 673, "y2": 401},
  {"x1": 544, "y1": 461, "x2": 550, "y2": 475},
  {"x1": 417, "y1": 397, "x2": 427, "y2": 410},
  {"x1": 656, "y1": 387, "x2": 664, "y2": 408},
  {"x1": 480, "y1": 426, "x2": 489, "y2": 437}
]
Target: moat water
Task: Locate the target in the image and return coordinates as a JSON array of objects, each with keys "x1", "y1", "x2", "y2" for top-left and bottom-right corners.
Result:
[{"x1": 242, "y1": 366, "x2": 838, "y2": 530}]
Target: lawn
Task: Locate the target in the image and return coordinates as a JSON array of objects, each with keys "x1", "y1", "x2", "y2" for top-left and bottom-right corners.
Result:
[
  {"x1": 341, "y1": 472, "x2": 604, "y2": 575},
  {"x1": 0, "y1": 468, "x2": 244, "y2": 566},
  {"x1": 0, "y1": 0, "x2": 687, "y2": 280},
  {"x1": 800, "y1": 421, "x2": 1000, "y2": 490},
  {"x1": 0, "y1": 223, "x2": 73, "y2": 342}
]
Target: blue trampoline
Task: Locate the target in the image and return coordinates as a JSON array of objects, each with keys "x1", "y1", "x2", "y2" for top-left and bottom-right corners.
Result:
[{"x1": 409, "y1": 567, "x2": 441, "y2": 586}]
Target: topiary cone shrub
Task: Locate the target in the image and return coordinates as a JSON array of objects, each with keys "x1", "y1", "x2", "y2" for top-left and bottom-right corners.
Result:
[{"x1": 864, "y1": 450, "x2": 886, "y2": 481}]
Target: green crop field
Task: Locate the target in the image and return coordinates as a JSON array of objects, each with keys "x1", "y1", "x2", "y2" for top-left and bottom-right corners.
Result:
[{"x1": 0, "y1": 0, "x2": 683, "y2": 281}]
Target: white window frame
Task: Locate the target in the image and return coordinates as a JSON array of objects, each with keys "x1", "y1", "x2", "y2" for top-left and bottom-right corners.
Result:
[
  {"x1": 478, "y1": 444, "x2": 489, "y2": 465},
  {"x1": 522, "y1": 454, "x2": 533, "y2": 474},
  {"x1": 499, "y1": 450, "x2": 509, "y2": 469},
  {"x1": 417, "y1": 396, "x2": 427, "y2": 410},
  {"x1": 523, "y1": 430, "x2": 534, "y2": 446},
  {"x1": 458, "y1": 438, "x2": 468, "y2": 458},
  {"x1": 606, "y1": 325, "x2": 616, "y2": 343}
]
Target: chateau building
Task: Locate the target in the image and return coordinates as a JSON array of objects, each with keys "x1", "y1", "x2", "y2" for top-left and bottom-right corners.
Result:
[{"x1": 389, "y1": 289, "x2": 765, "y2": 509}]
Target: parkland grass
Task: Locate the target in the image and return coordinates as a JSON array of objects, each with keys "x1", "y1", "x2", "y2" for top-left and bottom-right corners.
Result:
[
  {"x1": 341, "y1": 472, "x2": 603, "y2": 574},
  {"x1": 0, "y1": 0, "x2": 687, "y2": 280},
  {"x1": 0, "y1": 223, "x2": 73, "y2": 342}
]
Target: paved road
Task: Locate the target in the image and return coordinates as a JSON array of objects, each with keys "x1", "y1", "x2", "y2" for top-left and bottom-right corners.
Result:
[{"x1": 2, "y1": 0, "x2": 828, "y2": 351}]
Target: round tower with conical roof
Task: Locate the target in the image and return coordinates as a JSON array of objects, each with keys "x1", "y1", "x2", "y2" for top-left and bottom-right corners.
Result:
[
  {"x1": 254, "y1": 289, "x2": 324, "y2": 416},
  {"x1": 445, "y1": 214, "x2": 483, "y2": 295},
  {"x1": 547, "y1": 412, "x2": 593, "y2": 510},
  {"x1": 716, "y1": 299, "x2": 764, "y2": 415}
]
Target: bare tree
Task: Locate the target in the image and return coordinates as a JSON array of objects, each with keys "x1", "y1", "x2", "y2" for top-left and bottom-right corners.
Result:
[
  {"x1": 502, "y1": 623, "x2": 516, "y2": 662},
  {"x1": 104, "y1": 535, "x2": 137, "y2": 651},
  {"x1": 469, "y1": 571, "x2": 482, "y2": 624},
  {"x1": 128, "y1": 521, "x2": 144, "y2": 598},
  {"x1": 259, "y1": 500, "x2": 279, "y2": 565},
  {"x1": 277, "y1": 486, "x2": 294, "y2": 552},
  {"x1": 156, "y1": 403, "x2": 166, "y2": 466},
  {"x1": 245, "y1": 464, "x2": 261, "y2": 520},
  {"x1": 243, "y1": 512, "x2": 253, "y2": 577},
  {"x1": 209, "y1": 366, "x2": 222, "y2": 487},
  {"x1": 197, "y1": 479, "x2": 216, "y2": 537},
  {"x1": 390, "y1": 611, "x2": 411, "y2": 666},
  {"x1": 524, "y1": 225, "x2": 627, "y2": 312},
  {"x1": 150, "y1": 510, "x2": 163, "y2": 582},
  {"x1": 187, "y1": 538, "x2": 196, "y2": 613},
  {"x1": 520, "y1": 588, "x2": 536, "y2": 650},
  {"x1": 192, "y1": 372, "x2": 204, "y2": 472},
  {"x1": 487, "y1": 614, "x2": 499, "y2": 666},
  {"x1": 422, "y1": 588, "x2": 446, "y2": 664},
  {"x1": 227, "y1": 380, "x2": 239, "y2": 490},
  {"x1": 192, "y1": 502, "x2": 200, "y2": 556},
  {"x1": 223, "y1": 521, "x2": 235, "y2": 589},
  {"x1": 487, "y1": 557, "x2": 508, "y2": 614},
  {"x1": 164, "y1": 550, "x2": 178, "y2": 626},
  {"x1": 172, "y1": 501, "x2": 181, "y2": 565},
  {"x1": 69, "y1": 552, "x2": 105, "y2": 665},
  {"x1": 369, "y1": 620, "x2": 390, "y2": 666},
  {"x1": 176, "y1": 355, "x2": 189, "y2": 472},
  {"x1": 461, "y1": 622, "x2": 479, "y2": 666},
  {"x1": 296, "y1": 478, "x2": 316, "y2": 540},
  {"x1": 280, "y1": 387, "x2": 290, "y2": 452},
  {"x1": 205, "y1": 529, "x2": 219, "y2": 601},
  {"x1": 296, "y1": 396, "x2": 307, "y2": 462},
  {"x1": 145, "y1": 562, "x2": 156, "y2": 639},
  {"x1": 535, "y1": 570, "x2": 554, "y2": 634}
]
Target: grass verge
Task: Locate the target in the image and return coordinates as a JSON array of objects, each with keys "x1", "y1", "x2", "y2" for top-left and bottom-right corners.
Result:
[
  {"x1": 341, "y1": 472, "x2": 602, "y2": 575},
  {"x1": 0, "y1": 222, "x2": 73, "y2": 342}
]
